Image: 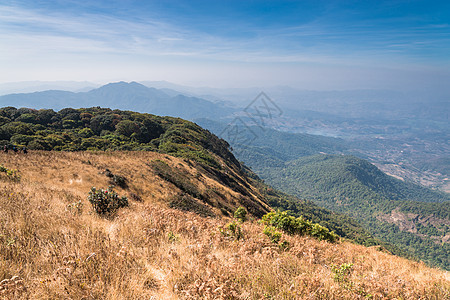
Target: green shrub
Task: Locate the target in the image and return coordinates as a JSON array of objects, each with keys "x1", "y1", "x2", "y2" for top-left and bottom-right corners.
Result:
[
  {"x1": 261, "y1": 211, "x2": 339, "y2": 243},
  {"x1": 0, "y1": 165, "x2": 21, "y2": 182},
  {"x1": 263, "y1": 225, "x2": 282, "y2": 244},
  {"x1": 219, "y1": 221, "x2": 243, "y2": 240},
  {"x1": 234, "y1": 206, "x2": 248, "y2": 222},
  {"x1": 331, "y1": 263, "x2": 354, "y2": 288},
  {"x1": 87, "y1": 186, "x2": 128, "y2": 216},
  {"x1": 311, "y1": 223, "x2": 337, "y2": 242},
  {"x1": 263, "y1": 225, "x2": 291, "y2": 251}
]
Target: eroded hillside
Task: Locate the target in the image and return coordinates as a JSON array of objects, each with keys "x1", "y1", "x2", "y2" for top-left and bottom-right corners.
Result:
[{"x1": 0, "y1": 151, "x2": 449, "y2": 299}]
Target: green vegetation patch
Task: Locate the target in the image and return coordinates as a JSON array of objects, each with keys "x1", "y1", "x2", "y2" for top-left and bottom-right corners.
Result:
[
  {"x1": 87, "y1": 186, "x2": 128, "y2": 216},
  {"x1": 0, "y1": 165, "x2": 20, "y2": 182},
  {"x1": 261, "y1": 211, "x2": 339, "y2": 243},
  {"x1": 0, "y1": 106, "x2": 235, "y2": 169}
]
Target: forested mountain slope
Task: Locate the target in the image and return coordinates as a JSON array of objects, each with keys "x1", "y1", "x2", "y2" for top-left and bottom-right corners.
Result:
[
  {"x1": 0, "y1": 106, "x2": 448, "y2": 297},
  {"x1": 195, "y1": 118, "x2": 348, "y2": 169},
  {"x1": 260, "y1": 154, "x2": 450, "y2": 269},
  {"x1": 1, "y1": 105, "x2": 447, "y2": 269}
]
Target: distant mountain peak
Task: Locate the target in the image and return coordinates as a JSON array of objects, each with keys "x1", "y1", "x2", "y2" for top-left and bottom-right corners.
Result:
[
  {"x1": 0, "y1": 81, "x2": 234, "y2": 119},
  {"x1": 94, "y1": 81, "x2": 148, "y2": 90}
]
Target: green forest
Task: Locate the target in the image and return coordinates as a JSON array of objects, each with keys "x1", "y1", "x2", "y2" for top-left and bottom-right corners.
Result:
[{"x1": 0, "y1": 106, "x2": 238, "y2": 169}]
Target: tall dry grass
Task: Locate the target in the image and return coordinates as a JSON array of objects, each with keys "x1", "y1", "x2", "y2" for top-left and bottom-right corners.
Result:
[{"x1": 0, "y1": 151, "x2": 448, "y2": 299}]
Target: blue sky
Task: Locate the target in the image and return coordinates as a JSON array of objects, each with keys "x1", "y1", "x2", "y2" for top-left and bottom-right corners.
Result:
[{"x1": 1, "y1": 0, "x2": 449, "y2": 90}]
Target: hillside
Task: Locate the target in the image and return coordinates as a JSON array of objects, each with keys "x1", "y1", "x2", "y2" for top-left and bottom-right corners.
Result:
[
  {"x1": 0, "y1": 106, "x2": 378, "y2": 245},
  {"x1": 6, "y1": 105, "x2": 438, "y2": 267},
  {"x1": 0, "y1": 106, "x2": 269, "y2": 218},
  {"x1": 1, "y1": 151, "x2": 449, "y2": 299},
  {"x1": 195, "y1": 119, "x2": 450, "y2": 269},
  {"x1": 0, "y1": 106, "x2": 235, "y2": 166},
  {"x1": 259, "y1": 154, "x2": 450, "y2": 270}
]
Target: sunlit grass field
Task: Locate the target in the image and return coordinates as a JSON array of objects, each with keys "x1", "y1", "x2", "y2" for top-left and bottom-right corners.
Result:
[{"x1": 1, "y1": 151, "x2": 448, "y2": 299}]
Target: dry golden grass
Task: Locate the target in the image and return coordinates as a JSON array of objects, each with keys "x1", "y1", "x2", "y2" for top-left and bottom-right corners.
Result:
[{"x1": 0, "y1": 151, "x2": 449, "y2": 299}]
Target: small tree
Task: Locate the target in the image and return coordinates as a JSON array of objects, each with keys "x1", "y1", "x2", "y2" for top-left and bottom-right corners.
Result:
[
  {"x1": 88, "y1": 186, "x2": 128, "y2": 216},
  {"x1": 219, "y1": 221, "x2": 243, "y2": 240},
  {"x1": 263, "y1": 225, "x2": 282, "y2": 244},
  {"x1": 234, "y1": 206, "x2": 248, "y2": 222}
]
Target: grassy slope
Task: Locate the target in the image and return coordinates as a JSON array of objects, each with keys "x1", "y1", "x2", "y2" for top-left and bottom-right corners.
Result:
[{"x1": 0, "y1": 151, "x2": 449, "y2": 299}]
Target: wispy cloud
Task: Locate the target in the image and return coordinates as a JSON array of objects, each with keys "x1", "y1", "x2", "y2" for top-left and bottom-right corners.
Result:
[
  {"x1": 7, "y1": 3, "x2": 441, "y2": 65},
  {"x1": 0, "y1": 5, "x2": 186, "y2": 55},
  {"x1": 1, "y1": 1, "x2": 449, "y2": 90}
]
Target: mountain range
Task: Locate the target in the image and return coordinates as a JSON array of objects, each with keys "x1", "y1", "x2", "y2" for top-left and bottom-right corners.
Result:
[
  {"x1": 0, "y1": 81, "x2": 234, "y2": 121},
  {"x1": 1, "y1": 80, "x2": 447, "y2": 190}
]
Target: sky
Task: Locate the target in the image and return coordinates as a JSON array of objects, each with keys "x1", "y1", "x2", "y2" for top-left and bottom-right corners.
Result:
[{"x1": 1, "y1": 0, "x2": 450, "y2": 91}]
